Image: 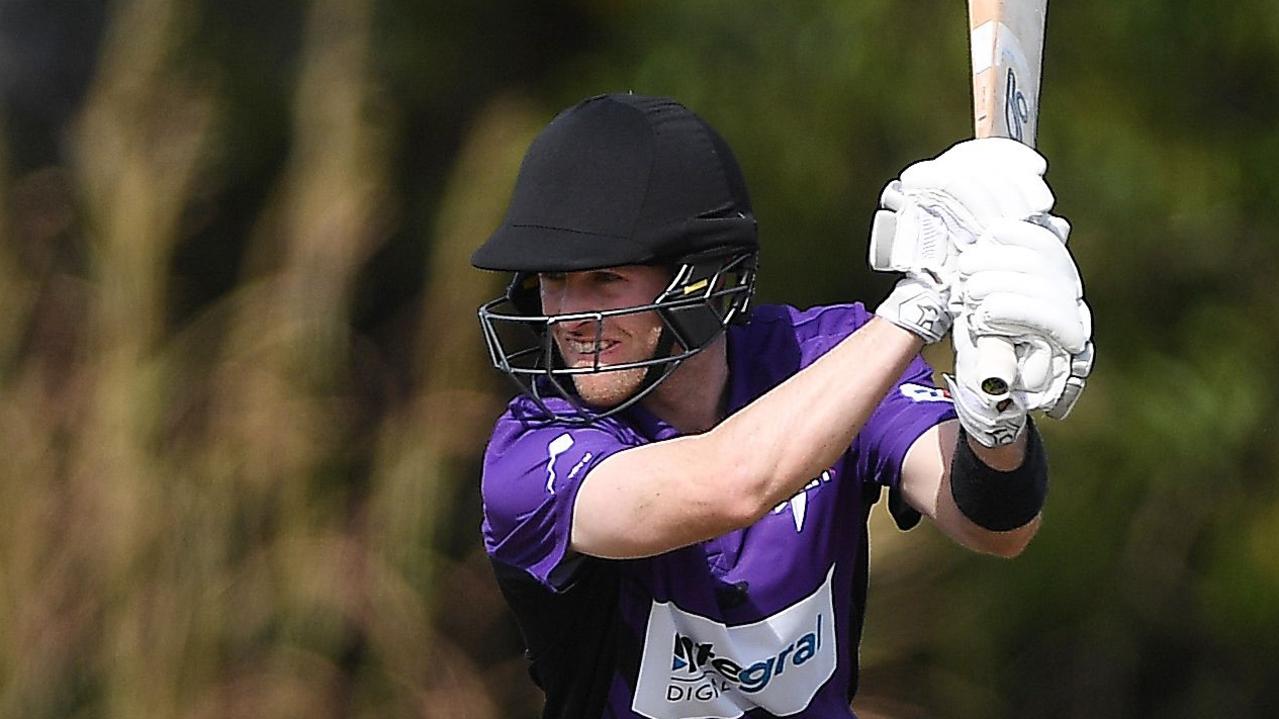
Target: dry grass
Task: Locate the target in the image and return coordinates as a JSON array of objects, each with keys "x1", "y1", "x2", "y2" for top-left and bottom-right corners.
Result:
[{"x1": 0, "y1": 0, "x2": 533, "y2": 716}]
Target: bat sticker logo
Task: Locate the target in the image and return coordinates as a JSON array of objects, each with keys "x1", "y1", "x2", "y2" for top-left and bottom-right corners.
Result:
[{"x1": 1004, "y1": 67, "x2": 1031, "y2": 142}]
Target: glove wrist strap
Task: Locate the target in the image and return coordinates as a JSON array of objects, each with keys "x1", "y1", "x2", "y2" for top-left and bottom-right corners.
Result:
[{"x1": 875, "y1": 277, "x2": 950, "y2": 344}]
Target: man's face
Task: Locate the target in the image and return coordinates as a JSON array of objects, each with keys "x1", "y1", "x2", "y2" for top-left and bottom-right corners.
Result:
[{"x1": 538, "y1": 265, "x2": 670, "y2": 408}]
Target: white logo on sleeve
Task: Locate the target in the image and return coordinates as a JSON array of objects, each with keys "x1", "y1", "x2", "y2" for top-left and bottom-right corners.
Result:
[
  {"x1": 899, "y1": 382, "x2": 952, "y2": 403},
  {"x1": 632, "y1": 566, "x2": 838, "y2": 719},
  {"x1": 567, "y1": 452, "x2": 593, "y2": 481},
  {"x1": 544, "y1": 433, "x2": 574, "y2": 493},
  {"x1": 771, "y1": 470, "x2": 833, "y2": 533}
]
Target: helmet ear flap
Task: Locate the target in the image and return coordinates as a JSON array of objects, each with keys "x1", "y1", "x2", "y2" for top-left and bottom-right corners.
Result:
[
  {"x1": 658, "y1": 262, "x2": 722, "y2": 349},
  {"x1": 506, "y1": 272, "x2": 543, "y2": 317},
  {"x1": 657, "y1": 252, "x2": 757, "y2": 350}
]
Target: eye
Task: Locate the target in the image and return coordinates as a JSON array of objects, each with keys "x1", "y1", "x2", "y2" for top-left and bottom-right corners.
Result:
[
  {"x1": 594, "y1": 271, "x2": 624, "y2": 284},
  {"x1": 539, "y1": 271, "x2": 566, "y2": 283}
]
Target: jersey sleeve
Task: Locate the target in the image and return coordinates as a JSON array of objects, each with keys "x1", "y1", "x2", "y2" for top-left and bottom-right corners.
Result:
[
  {"x1": 852, "y1": 354, "x2": 957, "y2": 528},
  {"x1": 765, "y1": 302, "x2": 956, "y2": 523},
  {"x1": 480, "y1": 416, "x2": 636, "y2": 592}
]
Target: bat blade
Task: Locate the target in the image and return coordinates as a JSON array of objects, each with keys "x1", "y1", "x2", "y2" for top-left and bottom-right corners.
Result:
[{"x1": 969, "y1": 0, "x2": 1048, "y2": 147}]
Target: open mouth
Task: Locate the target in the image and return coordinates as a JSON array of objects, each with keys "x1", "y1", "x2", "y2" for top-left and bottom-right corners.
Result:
[{"x1": 563, "y1": 337, "x2": 621, "y2": 365}]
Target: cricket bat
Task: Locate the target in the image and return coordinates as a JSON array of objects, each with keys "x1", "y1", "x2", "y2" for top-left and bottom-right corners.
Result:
[{"x1": 967, "y1": 0, "x2": 1049, "y2": 402}]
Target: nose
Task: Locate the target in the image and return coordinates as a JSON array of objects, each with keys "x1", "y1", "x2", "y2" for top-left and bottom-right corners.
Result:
[
  {"x1": 540, "y1": 275, "x2": 587, "y2": 315},
  {"x1": 540, "y1": 276, "x2": 598, "y2": 334},
  {"x1": 537, "y1": 280, "x2": 583, "y2": 335}
]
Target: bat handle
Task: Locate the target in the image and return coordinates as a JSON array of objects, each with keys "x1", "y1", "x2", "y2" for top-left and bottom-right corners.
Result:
[{"x1": 973, "y1": 335, "x2": 1017, "y2": 408}]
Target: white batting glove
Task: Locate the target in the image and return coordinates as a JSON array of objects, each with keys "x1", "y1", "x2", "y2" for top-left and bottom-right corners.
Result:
[
  {"x1": 946, "y1": 218, "x2": 1095, "y2": 446},
  {"x1": 869, "y1": 138, "x2": 1066, "y2": 344},
  {"x1": 875, "y1": 272, "x2": 950, "y2": 343},
  {"x1": 945, "y1": 314, "x2": 1030, "y2": 446},
  {"x1": 869, "y1": 137, "x2": 1063, "y2": 278}
]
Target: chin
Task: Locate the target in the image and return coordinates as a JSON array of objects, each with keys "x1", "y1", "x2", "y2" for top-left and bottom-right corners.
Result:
[{"x1": 571, "y1": 367, "x2": 648, "y2": 409}]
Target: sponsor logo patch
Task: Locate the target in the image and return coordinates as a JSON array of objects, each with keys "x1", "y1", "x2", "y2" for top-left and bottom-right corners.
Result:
[{"x1": 632, "y1": 567, "x2": 838, "y2": 719}]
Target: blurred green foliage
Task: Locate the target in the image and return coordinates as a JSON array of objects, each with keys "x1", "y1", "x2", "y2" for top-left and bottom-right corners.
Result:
[{"x1": 1, "y1": 1, "x2": 1277, "y2": 717}]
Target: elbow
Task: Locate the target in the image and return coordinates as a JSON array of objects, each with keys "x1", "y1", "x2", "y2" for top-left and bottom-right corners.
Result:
[
  {"x1": 972, "y1": 516, "x2": 1040, "y2": 558},
  {"x1": 986, "y1": 538, "x2": 1029, "y2": 559},
  {"x1": 714, "y1": 464, "x2": 775, "y2": 530},
  {"x1": 695, "y1": 428, "x2": 777, "y2": 531}
]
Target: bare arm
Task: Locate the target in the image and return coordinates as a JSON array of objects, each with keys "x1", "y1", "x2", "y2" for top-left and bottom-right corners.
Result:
[
  {"x1": 572, "y1": 317, "x2": 922, "y2": 559},
  {"x1": 900, "y1": 419, "x2": 1040, "y2": 557}
]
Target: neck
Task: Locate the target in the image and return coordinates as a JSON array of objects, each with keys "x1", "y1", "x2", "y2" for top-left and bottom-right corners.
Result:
[{"x1": 641, "y1": 335, "x2": 729, "y2": 435}]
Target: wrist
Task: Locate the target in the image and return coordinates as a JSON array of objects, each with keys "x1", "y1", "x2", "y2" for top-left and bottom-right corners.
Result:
[
  {"x1": 867, "y1": 314, "x2": 928, "y2": 353},
  {"x1": 950, "y1": 421, "x2": 1048, "y2": 532},
  {"x1": 874, "y1": 274, "x2": 952, "y2": 344},
  {"x1": 966, "y1": 425, "x2": 1027, "y2": 470}
]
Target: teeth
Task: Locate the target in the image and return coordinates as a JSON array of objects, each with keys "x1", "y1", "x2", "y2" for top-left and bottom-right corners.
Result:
[{"x1": 567, "y1": 339, "x2": 611, "y2": 354}]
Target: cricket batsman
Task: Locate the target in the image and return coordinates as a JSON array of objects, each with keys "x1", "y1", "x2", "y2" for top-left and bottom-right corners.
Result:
[{"x1": 471, "y1": 93, "x2": 1092, "y2": 718}]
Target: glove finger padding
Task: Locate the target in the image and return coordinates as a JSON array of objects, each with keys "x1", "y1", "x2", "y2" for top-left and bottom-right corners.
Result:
[
  {"x1": 879, "y1": 179, "x2": 906, "y2": 212},
  {"x1": 957, "y1": 218, "x2": 1090, "y2": 354},
  {"x1": 1035, "y1": 213, "x2": 1072, "y2": 244},
  {"x1": 967, "y1": 293, "x2": 1089, "y2": 353},
  {"x1": 871, "y1": 138, "x2": 1059, "y2": 279},
  {"x1": 962, "y1": 331, "x2": 1063, "y2": 403},
  {"x1": 958, "y1": 221, "x2": 1081, "y2": 292},
  {"x1": 1012, "y1": 338, "x2": 1071, "y2": 409},
  {"x1": 900, "y1": 162, "x2": 1054, "y2": 226},
  {"x1": 903, "y1": 138, "x2": 1051, "y2": 193},
  {"x1": 927, "y1": 136, "x2": 1049, "y2": 175},
  {"x1": 1045, "y1": 342, "x2": 1095, "y2": 420},
  {"x1": 869, "y1": 138, "x2": 1073, "y2": 356},
  {"x1": 1016, "y1": 337, "x2": 1058, "y2": 394},
  {"x1": 963, "y1": 271, "x2": 1079, "y2": 310},
  {"x1": 953, "y1": 305, "x2": 1095, "y2": 420},
  {"x1": 901, "y1": 139, "x2": 1053, "y2": 210}
]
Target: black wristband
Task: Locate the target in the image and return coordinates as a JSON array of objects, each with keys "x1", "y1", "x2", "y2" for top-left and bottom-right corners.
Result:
[{"x1": 951, "y1": 421, "x2": 1049, "y2": 531}]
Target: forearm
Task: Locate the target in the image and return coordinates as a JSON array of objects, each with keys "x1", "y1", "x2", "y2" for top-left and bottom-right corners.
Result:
[
  {"x1": 711, "y1": 316, "x2": 922, "y2": 518},
  {"x1": 902, "y1": 420, "x2": 1044, "y2": 557},
  {"x1": 947, "y1": 423, "x2": 1045, "y2": 556},
  {"x1": 933, "y1": 480, "x2": 1041, "y2": 558}
]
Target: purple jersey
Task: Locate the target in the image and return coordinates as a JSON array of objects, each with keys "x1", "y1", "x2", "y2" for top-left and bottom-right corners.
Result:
[{"x1": 481, "y1": 303, "x2": 956, "y2": 719}]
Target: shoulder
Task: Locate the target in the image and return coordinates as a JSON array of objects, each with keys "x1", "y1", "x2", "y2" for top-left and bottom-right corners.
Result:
[
  {"x1": 485, "y1": 397, "x2": 646, "y2": 462},
  {"x1": 482, "y1": 397, "x2": 646, "y2": 511},
  {"x1": 748, "y1": 302, "x2": 872, "y2": 334},
  {"x1": 737, "y1": 302, "x2": 873, "y2": 365},
  {"x1": 480, "y1": 398, "x2": 650, "y2": 585}
]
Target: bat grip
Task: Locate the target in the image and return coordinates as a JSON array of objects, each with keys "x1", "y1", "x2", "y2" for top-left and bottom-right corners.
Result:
[{"x1": 973, "y1": 335, "x2": 1017, "y2": 407}]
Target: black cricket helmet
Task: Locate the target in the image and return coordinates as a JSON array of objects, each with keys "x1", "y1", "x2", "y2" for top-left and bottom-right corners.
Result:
[{"x1": 472, "y1": 93, "x2": 758, "y2": 421}]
